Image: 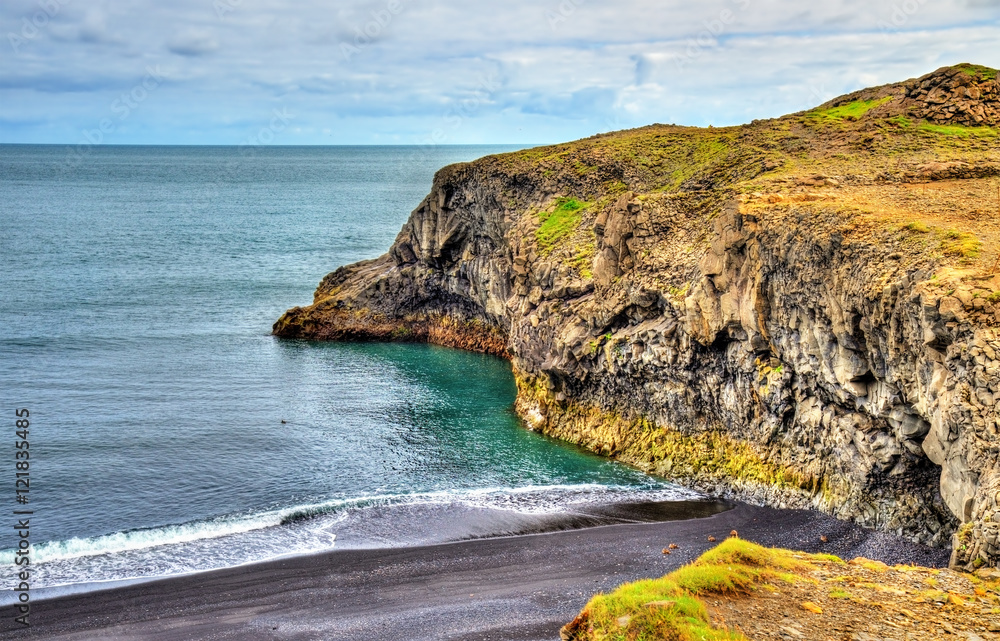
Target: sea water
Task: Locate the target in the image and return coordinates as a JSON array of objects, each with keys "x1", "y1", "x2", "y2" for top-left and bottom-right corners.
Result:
[{"x1": 0, "y1": 145, "x2": 700, "y2": 592}]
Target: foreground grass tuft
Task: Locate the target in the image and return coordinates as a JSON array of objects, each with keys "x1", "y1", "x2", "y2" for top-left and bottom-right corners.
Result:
[
  {"x1": 941, "y1": 229, "x2": 981, "y2": 259},
  {"x1": 562, "y1": 539, "x2": 830, "y2": 641},
  {"x1": 902, "y1": 221, "x2": 931, "y2": 233}
]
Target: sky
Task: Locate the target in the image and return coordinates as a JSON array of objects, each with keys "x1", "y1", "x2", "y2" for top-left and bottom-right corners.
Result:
[{"x1": 1, "y1": 0, "x2": 999, "y2": 146}]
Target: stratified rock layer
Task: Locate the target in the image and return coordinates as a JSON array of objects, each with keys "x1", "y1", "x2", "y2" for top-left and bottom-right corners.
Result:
[{"x1": 275, "y1": 64, "x2": 1000, "y2": 567}]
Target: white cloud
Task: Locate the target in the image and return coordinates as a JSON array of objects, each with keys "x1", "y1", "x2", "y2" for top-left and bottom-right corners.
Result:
[{"x1": 0, "y1": 0, "x2": 998, "y2": 143}]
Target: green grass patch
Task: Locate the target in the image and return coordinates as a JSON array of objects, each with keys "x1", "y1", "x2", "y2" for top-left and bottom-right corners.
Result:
[
  {"x1": 904, "y1": 224, "x2": 981, "y2": 259},
  {"x1": 807, "y1": 96, "x2": 892, "y2": 122},
  {"x1": 505, "y1": 125, "x2": 762, "y2": 196},
  {"x1": 537, "y1": 197, "x2": 589, "y2": 254},
  {"x1": 569, "y1": 238, "x2": 596, "y2": 279},
  {"x1": 886, "y1": 115, "x2": 912, "y2": 129},
  {"x1": 957, "y1": 522, "x2": 975, "y2": 553},
  {"x1": 563, "y1": 539, "x2": 826, "y2": 641},
  {"x1": 903, "y1": 221, "x2": 931, "y2": 233},
  {"x1": 666, "y1": 282, "x2": 691, "y2": 301},
  {"x1": 604, "y1": 179, "x2": 628, "y2": 196},
  {"x1": 694, "y1": 540, "x2": 812, "y2": 575},
  {"x1": 957, "y1": 63, "x2": 998, "y2": 81},
  {"x1": 918, "y1": 122, "x2": 998, "y2": 138},
  {"x1": 940, "y1": 229, "x2": 981, "y2": 259},
  {"x1": 657, "y1": 136, "x2": 733, "y2": 192}
]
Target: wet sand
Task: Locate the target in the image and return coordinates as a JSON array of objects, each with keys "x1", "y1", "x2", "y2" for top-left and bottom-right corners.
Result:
[{"x1": 1, "y1": 503, "x2": 948, "y2": 641}]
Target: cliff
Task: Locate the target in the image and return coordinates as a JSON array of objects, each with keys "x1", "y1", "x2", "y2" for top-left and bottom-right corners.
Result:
[{"x1": 275, "y1": 64, "x2": 1000, "y2": 567}]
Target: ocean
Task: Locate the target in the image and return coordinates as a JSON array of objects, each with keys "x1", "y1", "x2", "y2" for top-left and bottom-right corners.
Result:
[{"x1": 0, "y1": 145, "x2": 700, "y2": 596}]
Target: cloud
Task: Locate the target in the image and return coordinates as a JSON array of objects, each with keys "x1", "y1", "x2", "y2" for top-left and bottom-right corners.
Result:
[
  {"x1": 167, "y1": 29, "x2": 220, "y2": 57},
  {"x1": 0, "y1": 0, "x2": 998, "y2": 144},
  {"x1": 75, "y1": 10, "x2": 120, "y2": 45},
  {"x1": 0, "y1": 73, "x2": 122, "y2": 93}
]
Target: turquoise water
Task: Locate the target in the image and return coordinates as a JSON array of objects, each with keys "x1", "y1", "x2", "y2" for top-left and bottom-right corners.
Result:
[{"x1": 0, "y1": 145, "x2": 693, "y2": 589}]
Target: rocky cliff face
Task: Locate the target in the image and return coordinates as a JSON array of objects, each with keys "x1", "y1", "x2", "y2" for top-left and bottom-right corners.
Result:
[{"x1": 275, "y1": 64, "x2": 1000, "y2": 567}]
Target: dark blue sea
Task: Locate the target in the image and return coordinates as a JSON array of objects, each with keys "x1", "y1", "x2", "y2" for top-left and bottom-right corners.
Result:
[{"x1": 0, "y1": 145, "x2": 696, "y2": 594}]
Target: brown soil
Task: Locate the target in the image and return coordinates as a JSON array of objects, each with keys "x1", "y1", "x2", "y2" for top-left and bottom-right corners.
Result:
[
  {"x1": 745, "y1": 177, "x2": 1000, "y2": 274},
  {"x1": 706, "y1": 557, "x2": 1000, "y2": 640}
]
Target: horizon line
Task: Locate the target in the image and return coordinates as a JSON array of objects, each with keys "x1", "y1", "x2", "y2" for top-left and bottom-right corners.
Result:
[{"x1": 0, "y1": 142, "x2": 543, "y2": 148}]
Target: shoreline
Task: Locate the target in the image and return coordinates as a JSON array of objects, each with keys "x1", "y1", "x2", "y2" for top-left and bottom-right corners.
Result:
[
  {"x1": 9, "y1": 497, "x2": 728, "y2": 607},
  {"x1": 2, "y1": 502, "x2": 948, "y2": 641},
  {"x1": 11, "y1": 484, "x2": 707, "y2": 597}
]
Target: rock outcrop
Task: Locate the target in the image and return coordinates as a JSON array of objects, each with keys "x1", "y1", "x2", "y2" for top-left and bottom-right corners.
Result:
[
  {"x1": 905, "y1": 65, "x2": 1000, "y2": 126},
  {"x1": 812, "y1": 63, "x2": 1000, "y2": 128},
  {"x1": 275, "y1": 64, "x2": 1000, "y2": 568}
]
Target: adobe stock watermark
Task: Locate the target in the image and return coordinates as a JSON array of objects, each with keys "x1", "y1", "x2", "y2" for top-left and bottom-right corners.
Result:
[
  {"x1": 341, "y1": 0, "x2": 409, "y2": 61},
  {"x1": 62, "y1": 66, "x2": 165, "y2": 169},
  {"x1": 807, "y1": 82, "x2": 835, "y2": 107},
  {"x1": 7, "y1": 0, "x2": 73, "y2": 57},
  {"x1": 403, "y1": 72, "x2": 502, "y2": 167},
  {"x1": 877, "y1": 0, "x2": 930, "y2": 40},
  {"x1": 603, "y1": 114, "x2": 625, "y2": 133},
  {"x1": 181, "y1": 107, "x2": 295, "y2": 215},
  {"x1": 238, "y1": 107, "x2": 295, "y2": 156},
  {"x1": 674, "y1": 0, "x2": 751, "y2": 71},
  {"x1": 546, "y1": 0, "x2": 587, "y2": 31},
  {"x1": 214, "y1": 0, "x2": 243, "y2": 20},
  {"x1": 419, "y1": 73, "x2": 500, "y2": 147}
]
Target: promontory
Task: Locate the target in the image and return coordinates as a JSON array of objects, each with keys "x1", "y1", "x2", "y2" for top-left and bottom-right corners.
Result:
[{"x1": 275, "y1": 64, "x2": 1000, "y2": 569}]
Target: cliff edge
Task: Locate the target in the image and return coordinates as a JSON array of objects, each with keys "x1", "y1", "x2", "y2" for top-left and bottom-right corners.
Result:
[{"x1": 275, "y1": 64, "x2": 1000, "y2": 568}]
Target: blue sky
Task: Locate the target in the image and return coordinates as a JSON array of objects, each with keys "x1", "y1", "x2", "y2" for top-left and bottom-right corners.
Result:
[{"x1": 1, "y1": 0, "x2": 999, "y2": 145}]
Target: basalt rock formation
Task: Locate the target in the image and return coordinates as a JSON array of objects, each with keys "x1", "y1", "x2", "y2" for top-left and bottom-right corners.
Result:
[{"x1": 275, "y1": 64, "x2": 1000, "y2": 567}]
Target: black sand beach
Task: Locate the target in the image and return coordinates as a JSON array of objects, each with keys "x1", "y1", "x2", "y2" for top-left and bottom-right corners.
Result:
[{"x1": 2, "y1": 503, "x2": 947, "y2": 641}]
